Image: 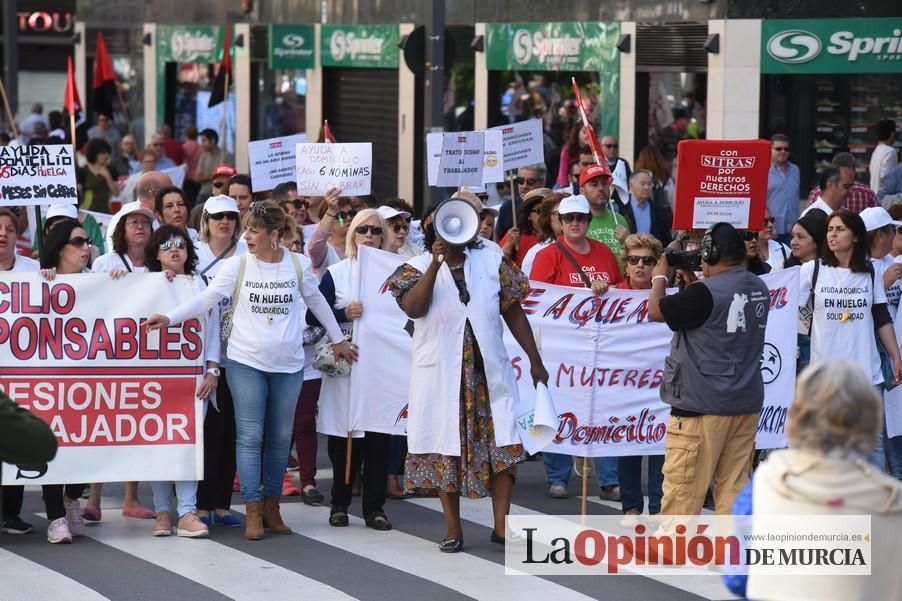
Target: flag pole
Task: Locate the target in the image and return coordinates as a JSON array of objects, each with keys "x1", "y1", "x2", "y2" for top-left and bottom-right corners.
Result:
[
  {"x1": 220, "y1": 70, "x2": 230, "y2": 152},
  {"x1": 115, "y1": 83, "x2": 132, "y2": 135},
  {"x1": 0, "y1": 75, "x2": 19, "y2": 139}
]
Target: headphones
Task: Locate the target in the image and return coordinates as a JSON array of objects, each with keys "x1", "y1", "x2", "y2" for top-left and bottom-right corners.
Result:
[{"x1": 700, "y1": 224, "x2": 723, "y2": 265}]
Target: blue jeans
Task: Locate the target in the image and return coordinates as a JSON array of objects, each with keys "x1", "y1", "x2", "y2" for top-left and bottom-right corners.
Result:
[
  {"x1": 870, "y1": 417, "x2": 902, "y2": 479},
  {"x1": 226, "y1": 362, "x2": 304, "y2": 503},
  {"x1": 151, "y1": 481, "x2": 199, "y2": 517},
  {"x1": 617, "y1": 455, "x2": 664, "y2": 514},
  {"x1": 542, "y1": 452, "x2": 618, "y2": 487}
]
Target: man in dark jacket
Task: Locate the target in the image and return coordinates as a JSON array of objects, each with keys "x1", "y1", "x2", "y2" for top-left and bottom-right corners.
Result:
[{"x1": 618, "y1": 170, "x2": 673, "y2": 246}]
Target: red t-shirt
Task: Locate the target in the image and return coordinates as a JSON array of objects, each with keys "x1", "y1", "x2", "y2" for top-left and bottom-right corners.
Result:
[
  {"x1": 499, "y1": 231, "x2": 539, "y2": 268},
  {"x1": 530, "y1": 237, "x2": 623, "y2": 287}
]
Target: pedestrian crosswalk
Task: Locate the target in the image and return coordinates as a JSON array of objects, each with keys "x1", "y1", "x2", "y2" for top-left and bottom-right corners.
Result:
[{"x1": 0, "y1": 469, "x2": 737, "y2": 601}]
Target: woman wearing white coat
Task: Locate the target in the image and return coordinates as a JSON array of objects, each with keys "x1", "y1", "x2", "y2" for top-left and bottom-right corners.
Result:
[
  {"x1": 386, "y1": 203, "x2": 548, "y2": 553},
  {"x1": 309, "y1": 209, "x2": 394, "y2": 530}
]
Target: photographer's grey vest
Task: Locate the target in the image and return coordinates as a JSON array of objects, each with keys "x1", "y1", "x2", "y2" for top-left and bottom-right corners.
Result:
[{"x1": 661, "y1": 266, "x2": 770, "y2": 415}]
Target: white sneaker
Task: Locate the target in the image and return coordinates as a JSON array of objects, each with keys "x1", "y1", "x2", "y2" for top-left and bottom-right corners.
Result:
[
  {"x1": 64, "y1": 499, "x2": 85, "y2": 537},
  {"x1": 47, "y1": 517, "x2": 72, "y2": 544}
]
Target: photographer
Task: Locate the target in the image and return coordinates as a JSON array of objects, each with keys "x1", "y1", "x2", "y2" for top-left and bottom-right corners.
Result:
[{"x1": 648, "y1": 222, "x2": 770, "y2": 516}]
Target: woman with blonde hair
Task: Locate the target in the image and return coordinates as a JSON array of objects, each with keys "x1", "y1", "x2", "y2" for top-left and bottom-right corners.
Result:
[
  {"x1": 307, "y1": 209, "x2": 396, "y2": 530},
  {"x1": 146, "y1": 201, "x2": 357, "y2": 540},
  {"x1": 727, "y1": 360, "x2": 902, "y2": 600}
]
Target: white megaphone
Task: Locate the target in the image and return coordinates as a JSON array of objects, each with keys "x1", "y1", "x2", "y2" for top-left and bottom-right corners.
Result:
[{"x1": 431, "y1": 197, "x2": 481, "y2": 247}]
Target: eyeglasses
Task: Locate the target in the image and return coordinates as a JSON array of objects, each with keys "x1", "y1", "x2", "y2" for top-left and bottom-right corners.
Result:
[
  {"x1": 603, "y1": 144, "x2": 618, "y2": 149},
  {"x1": 159, "y1": 238, "x2": 187, "y2": 251},
  {"x1": 626, "y1": 255, "x2": 656, "y2": 266},
  {"x1": 515, "y1": 177, "x2": 540, "y2": 186},
  {"x1": 67, "y1": 236, "x2": 92, "y2": 248},
  {"x1": 336, "y1": 210, "x2": 357, "y2": 225},
  {"x1": 391, "y1": 222, "x2": 410, "y2": 233},
  {"x1": 454, "y1": 277, "x2": 470, "y2": 305},
  {"x1": 560, "y1": 213, "x2": 590, "y2": 224},
  {"x1": 741, "y1": 231, "x2": 760, "y2": 241},
  {"x1": 773, "y1": 147, "x2": 790, "y2": 152},
  {"x1": 354, "y1": 225, "x2": 383, "y2": 236},
  {"x1": 569, "y1": 171, "x2": 581, "y2": 179},
  {"x1": 764, "y1": 216, "x2": 776, "y2": 224},
  {"x1": 125, "y1": 218, "x2": 149, "y2": 228},
  {"x1": 212, "y1": 180, "x2": 227, "y2": 188},
  {"x1": 529, "y1": 207, "x2": 542, "y2": 215},
  {"x1": 287, "y1": 199, "x2": 309, "y2": 209},
  {"x1": 208, "y1": 212, "x2": 238, "y2": 221}
]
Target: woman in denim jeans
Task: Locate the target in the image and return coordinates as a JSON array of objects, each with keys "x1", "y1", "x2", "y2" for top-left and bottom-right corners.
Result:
[{"x1": 147, "y1": 201, "x2": 357, "y2": 540}]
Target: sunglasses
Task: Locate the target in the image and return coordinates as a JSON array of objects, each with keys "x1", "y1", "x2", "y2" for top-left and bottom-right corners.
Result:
[
  {"x1": 354, "y1": 225, "x2": 383, "y2": 236},
  {"x1": 529, "y1": 207, "x2": 542, "y2": 215},
  {"x1": 764, "y1": 216, "x2": 776, "y2": 224},
  {"x1": 286, "y1": 199, "x2": 309, "y2": 209},
  {"x1": 560, "y1": 213, "x2": 590, "y2": 224},
  {"x1": 67, "y1": 236, "x2": 92, "y2": 248},
  {"x1": 336, "y1": 210, "x2": 357, "y2": 225},
  {"x1": 626, "y1": 255, "x2": 656, "y2": 266},
  {"x1": 454, "y1": 277, "x2": 470, "y2": 305},
  {"x1": 212, "y1": 180, "x2": 228, "y2": 188},
  {"x1": 515, "y1": 177, "x2": 540, "y2": 186},
  {"x1": 159, "y1": 238, "x2": 187, "y2": 251},
  {"x1": 773, "y1": 147, "x2": 789, "y2": 152},
  {"x1": 391, "y1": 222, "x2": 410, "y2": 233},
  {"x1": 125, "y1": 218, "x2": 149, "y2": 228},
  {"x1": 741, "y1": 231, "x2": 760, "y2": 241},
  {"x1": 603, "y1": 144, "x2": 618, "y2": 149},
  {"x1": 208, "y1": 212, "x2": 238, "y2": 221}
]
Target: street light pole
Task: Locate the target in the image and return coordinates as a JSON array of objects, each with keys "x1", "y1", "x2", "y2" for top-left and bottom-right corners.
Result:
[
  {"x1": 2, "y1": 0, "x2": 18, "y2": 127},
  {"x1": 422, "y1": 0, "x2": 445, "y2": 211}
]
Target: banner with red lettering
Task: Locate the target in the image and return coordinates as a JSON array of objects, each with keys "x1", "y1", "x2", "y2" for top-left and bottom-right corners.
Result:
[
  {"x1": 353, "y1": 257, "x2": 798, "y2": 456},
  {"x1": 0, "y1": 273, "x2": 205, "y2": 485},
  {"x1": 672, "y1": 139, "x2": 771, "y2": 231}
]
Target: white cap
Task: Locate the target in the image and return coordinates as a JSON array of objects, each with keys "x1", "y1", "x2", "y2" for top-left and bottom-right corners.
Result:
[
  {"x1": 377, "y1": 205, "x2": 411, "y2": 220},
  {"x1": 482, "y1": 204, "x2": 500, "y2": 216},
  {"x1": 558, "y1": 194, "x2": 591, "y2": 215},
  {"x1": 204, "y1": 194, "x2": 239, "y2": 215},
  {"x1": 117, "y1": 202, "x2": 156, "y2": 224},
  {"x1": 860, "y1": 206, "x2": 902, "y2": 232},
  {"x1": 46, "y1": 203, "x2": 78, "y2": 220}
]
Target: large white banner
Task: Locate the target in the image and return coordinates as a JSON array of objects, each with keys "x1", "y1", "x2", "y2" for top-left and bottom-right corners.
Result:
[
  {"x1": 351, "y1": 256, "x2": 799, "y2": 455},
  {"x1": 0, "y1": 273, "x2": 205, "y2": 484}
]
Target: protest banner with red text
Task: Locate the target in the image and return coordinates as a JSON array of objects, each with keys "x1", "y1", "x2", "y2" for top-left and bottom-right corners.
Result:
[
  {"x1": 672, "y1": 139, "x2": 771, "y2": 231},
  {"x1": 354, "y1": 263, "x2": 798, "y2": 456},
  {"x1": 0, "y1": 273, "x2": 205, "y2": 485}
]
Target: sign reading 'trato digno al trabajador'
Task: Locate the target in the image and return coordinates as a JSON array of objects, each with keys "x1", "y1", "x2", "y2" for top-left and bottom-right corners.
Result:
[{"x1": 672, "y1": 139, "x2": 770, "y2": 231}]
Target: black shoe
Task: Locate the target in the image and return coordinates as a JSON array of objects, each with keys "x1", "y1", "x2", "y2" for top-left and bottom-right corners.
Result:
[
  {"x1": 364, "y1": 510, "x2": 392, "y2": 531},
  {"x1": 490, "y1": 530, "x2": 505, "y2": 545},
  {"x1": 439, "y1": 536, "x2": 464, "y2": 553},
  {"x1": 301, "y1": 487, "x2": 324, "y2": 506},
  {"x1": 2, "y1": 515, "x2": 34, "y2": 534},
  {"x1": 328, "y1": 507, "x2": 349, "y2": 527}
]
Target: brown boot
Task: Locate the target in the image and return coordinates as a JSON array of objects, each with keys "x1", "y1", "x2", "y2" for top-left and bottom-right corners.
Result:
[
  {"x1": 245, "y1": 501, "x2": 264, "y2": 540},
  {"x1": 262, "y1": 496, "x2": 291, "y2": 535}
]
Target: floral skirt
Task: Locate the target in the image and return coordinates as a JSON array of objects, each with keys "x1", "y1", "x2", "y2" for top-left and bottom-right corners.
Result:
[{"x1": 404, "y1": 322, "x2": 525, "y2": 499}]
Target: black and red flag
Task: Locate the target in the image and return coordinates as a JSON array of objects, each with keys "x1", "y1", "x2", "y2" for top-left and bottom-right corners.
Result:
[
  {"x1": 63, "y1": 56, "x2": 87, "y2": 146},
  {"x1": 92, "y1": 32, "x2": 117, "y2": 119},
  {"x1": 208, "y1": 24, "x2": 232, "y2": 108}
]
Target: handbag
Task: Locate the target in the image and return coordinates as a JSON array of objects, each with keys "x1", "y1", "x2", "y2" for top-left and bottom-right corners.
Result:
[
  {"x1": 312, "y1": 326, "x2": 353, "y2": 376},
  {"x1": 220, "y1": 255, "x2": 247, "y2": 352}
]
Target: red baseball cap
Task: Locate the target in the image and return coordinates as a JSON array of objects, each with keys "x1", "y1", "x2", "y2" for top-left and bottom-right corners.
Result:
[
  {"x1": 212, "y1": 164, "x2": 237, "y2": 178},
  {"x1": 578, "y1": 163, "x2": 611, "y2": 188}
]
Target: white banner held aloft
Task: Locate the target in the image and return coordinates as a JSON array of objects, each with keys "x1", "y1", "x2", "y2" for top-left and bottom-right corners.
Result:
[
  {"x1": 296, "y1": 142, "x2": 372, "y2": 196},
  {"x1": 248, "y1": 133, "x2": 307, "y2": 192},
  {"x1": 354, "y1": 266, "x2": 798, "y2": 456},
  {"x1": 427, "y1": 130, "x2": 503, "y2": 188},
  {"x1": 0, "y1": 144, "x2": 77, "y2": 206},
  {"x1": 0, "y1": 272, "x2": 205, "y2": 485},
  {"x1": 349, "y1": 245, "x2": 411, "y2": 435},
  {"x1": 488, "y1": 118, "x2": 544, "y2": 171}
]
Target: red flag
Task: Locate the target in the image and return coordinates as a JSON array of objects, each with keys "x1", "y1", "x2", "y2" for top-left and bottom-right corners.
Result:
[
  {"x1": 571, "y1": 77, "x2": 610, "y2": 178},
  {"x1": 208, "y1": 24, "x2": 232, "y2": 108},
  {"x1": 64, "y1": 56, "x2": 81, "y2": 117},
  {"x1": 323, "y1": 120, "x2": 336, "y2": 143},
  {"x1": 92, "y1": 32, "x2": 117, "y2": 119}
]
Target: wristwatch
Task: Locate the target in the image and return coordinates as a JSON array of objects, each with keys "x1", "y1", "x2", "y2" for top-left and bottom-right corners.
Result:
[{"x1": 207, "y1": 367, "x2": 221, "y2": 377}]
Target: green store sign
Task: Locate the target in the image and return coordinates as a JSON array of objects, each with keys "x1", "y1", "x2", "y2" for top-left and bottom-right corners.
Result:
[
  {"x1": 157, "y1": 25, "x2": 224, "y2": 64},
  {"x1": 269, "y1": 24, "x2": 315, "y2": 69},
  {"x1": 485, "y1": 22, "x2": 620, "y2": 72},
  {"x1": 762, "y1": 18, "x2": 902, "y2": 74},
  {"x1": 321, "y1": 24, "x2": 399, "y2": 68}
]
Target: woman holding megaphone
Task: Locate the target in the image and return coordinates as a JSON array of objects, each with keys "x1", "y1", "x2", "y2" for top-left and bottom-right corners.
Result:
[{"x1": 386, "y1": 196, "x2": 548, "y2": 553}]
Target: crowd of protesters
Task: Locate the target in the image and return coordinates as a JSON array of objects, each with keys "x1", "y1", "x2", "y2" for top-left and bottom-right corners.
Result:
[{"x1": 1, "y1": 110, "x2": 901, "y2": 601}]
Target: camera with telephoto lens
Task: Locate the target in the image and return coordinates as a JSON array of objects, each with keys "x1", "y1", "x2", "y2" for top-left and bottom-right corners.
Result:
[{"x1": 664, "y1": 248, "x2": 702, "y2": 272}]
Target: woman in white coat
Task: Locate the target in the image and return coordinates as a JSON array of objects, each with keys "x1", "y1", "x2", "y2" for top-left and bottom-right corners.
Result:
[
  {"x1": 309, "y1": 209, "x2": 394, "y2": 530},
  {"x1": 386, "y1": 204, "x2": 548, "y2": 552}
]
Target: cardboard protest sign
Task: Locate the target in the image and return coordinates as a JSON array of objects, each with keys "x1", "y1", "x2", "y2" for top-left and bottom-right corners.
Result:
[
  {"x1": 489, "y1": 118, "x2": 544, "y2": 171},
  {"x1": 0, "y1": 272, "x2": 205, "y2": 484},
  {"x1": 0, "y1": 144, "x2": 78, "y2": 207},
  {"x1": 426, "y1": 130, "x2": 504, "y2": 187},
  {"x1": 248, "y1": 133, "x2": 307, "y2": 192},
  {"x1": 296, "y1": 142, "x2": 372, "y2": 196},
  {"x1": 673, "y1": 139, "x2": 771, "y2": 231}
]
